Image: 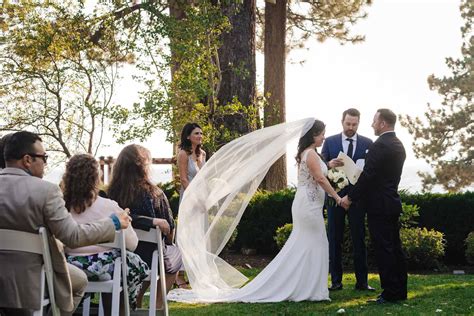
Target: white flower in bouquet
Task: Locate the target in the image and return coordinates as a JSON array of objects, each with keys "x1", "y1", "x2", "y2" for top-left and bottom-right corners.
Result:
[{"x1": 327, "y1": 168, "x2": 349, "y2": 192}]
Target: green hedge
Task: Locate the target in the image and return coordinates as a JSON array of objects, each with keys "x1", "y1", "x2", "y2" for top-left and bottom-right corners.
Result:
[
  {"x1": 275, "y1": 224, "x2": 446, "y2": 270},
  {"x1": 162, "y1": 181, "x2": 473, "y2": 264},
  {"x1": 160, "y1": 181, "x2": 180, "y2": 218},
  {"x1": 465, "y1": 232, "x2": 474, "y2": 265},
  {"x1": 234, "y1": 188, "x2": 295, "y2": 254},
  {"x1": 401, "y1": 192, "x2": 474, "y2": 264},
  {"x1": 400, "y1": 227, "x2": 446, "y2": 269}
]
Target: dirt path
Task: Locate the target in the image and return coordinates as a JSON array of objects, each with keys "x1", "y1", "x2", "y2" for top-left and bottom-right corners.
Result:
[{"x1": 220, "y1": 252, "x2": 273, "y2": 269}]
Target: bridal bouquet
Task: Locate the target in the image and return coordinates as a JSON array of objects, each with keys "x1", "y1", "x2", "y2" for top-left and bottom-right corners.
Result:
[
  {"x1": 328, "y1": 168, "x2": 349, "y2": 192},
  {"x1": 327, "y1": 168, "x2": 349, "y2": 207}
]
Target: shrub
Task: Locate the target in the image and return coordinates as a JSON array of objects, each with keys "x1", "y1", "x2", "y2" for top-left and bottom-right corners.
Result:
[
  {"x1": 465, "y1": 232, "x2": 474, "y2": 265},
  {"x1": 159, "y1": 181, "x2": 180, "y2": 218},
  {"x1": 399, "y1": 203, "x2": 420, "y2": 228},
  {"x1": 274, "y1": 223, "x2": 293, "y2": 249},
  {"x1": 401, "y1": 191, "x2": 474, "y2": 264},
  {"x1": 234, "y1": 188, "x2": 295, "y2": 253},
  {"x1": 400, "y1": 227, "x2": 446, "y2": 269},
  {"x1": 209, "y1": 215, "x2": 239, "y2": 251}
]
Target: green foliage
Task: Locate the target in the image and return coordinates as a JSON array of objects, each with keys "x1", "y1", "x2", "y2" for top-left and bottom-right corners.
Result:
[
  {"x1": 274, "y1": 223, "x2": 293, "y2": 250},
  {"x1": 108, "y1": 1, "x2": 261, "y2": 153},
  {"x1": 234, "y1": 188, "x2": 295, "y2": 253},
  {"x1": 465, "y1": 232, "x2": 474, "y2": 265},
  {"x1": 236, "y1": 189, "x2": 473, "y2": 266},
  {"x1": 209, "y1": 215, "x2": 238, "y2": 252},
  {"x1": 0, "y1": 1, "x2": 131, "y2": 159},
  {"x1": 400, "y1": 0, "x2": 474, "y2": 192},
  {"x1": 400, "y1": 227, "x2": 446, "y2": 269},
  {"x1": 402, "y1": 191, "x2": 474, "y2": 264},
  {"x1": 399, "y1": 202, "x2": 420, "y2": 228},
  {"x1": 264, "y1": 1, "x2": 373, "y2": 51},
  {"x1": 159, "y1": 181, "x2": 180, "y2": 218}
]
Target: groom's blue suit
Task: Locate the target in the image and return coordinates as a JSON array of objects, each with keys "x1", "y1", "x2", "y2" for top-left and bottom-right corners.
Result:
[{"x1": 321, "y1": 133, "x2": 372, "y2": 288}]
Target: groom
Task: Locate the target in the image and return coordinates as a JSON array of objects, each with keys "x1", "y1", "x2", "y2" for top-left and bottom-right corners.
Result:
[
  {"x1": 321, "y1": 108, "x2": 373, "y2": 291},
  {"x1": 341, "y1": 108, "x2": 407, "y2": 303}
]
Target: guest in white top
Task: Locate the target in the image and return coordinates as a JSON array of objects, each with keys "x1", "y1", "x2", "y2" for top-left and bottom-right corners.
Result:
[{"x1": 63, "y1": 154, "x2": 148, "y2": 312}]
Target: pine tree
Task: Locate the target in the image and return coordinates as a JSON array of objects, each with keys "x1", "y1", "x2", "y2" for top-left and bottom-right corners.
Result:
[{"x1": 400, "y1": 0, "x2": 473, "y2": 192}]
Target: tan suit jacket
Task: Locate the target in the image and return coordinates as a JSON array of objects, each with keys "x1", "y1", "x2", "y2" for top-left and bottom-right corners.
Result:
[{"x1": 0, "y1": 168, "x2": 116, "y2": 312}]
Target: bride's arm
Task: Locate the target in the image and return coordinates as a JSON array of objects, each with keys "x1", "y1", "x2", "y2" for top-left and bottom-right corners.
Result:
[{"x1": 306, "y1": 150, "x2": 342, "y2": 205}]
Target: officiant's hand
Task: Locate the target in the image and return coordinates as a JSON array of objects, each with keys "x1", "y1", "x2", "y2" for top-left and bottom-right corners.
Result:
[
  {"x1": 328, "y1": 158, "x2": 344, "y2": 168},
  {"x1": 340, "y1": 196, "x2": 351, "y2": 210}
]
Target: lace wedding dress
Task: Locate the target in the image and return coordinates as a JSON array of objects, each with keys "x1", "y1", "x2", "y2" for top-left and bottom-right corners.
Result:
[
  {"x1": 168, "y1": 118, "x2": 329, "y2": 303},
  {"x1": 226, "y1": 149, "x2": 330, "y2": 302}
]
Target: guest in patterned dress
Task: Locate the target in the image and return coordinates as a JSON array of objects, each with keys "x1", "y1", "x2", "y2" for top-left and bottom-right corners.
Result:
[
  {"x1": 62, "y1": 154, "x2": 148, "y2": 312},
  {"x1": 108, "y1": 144, "x2": 182, "y2": 309}
]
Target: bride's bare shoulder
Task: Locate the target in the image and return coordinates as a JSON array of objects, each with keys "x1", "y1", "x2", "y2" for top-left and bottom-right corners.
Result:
[{"x1": 305, "y1": 149, "x2": 318, "y2": 159}]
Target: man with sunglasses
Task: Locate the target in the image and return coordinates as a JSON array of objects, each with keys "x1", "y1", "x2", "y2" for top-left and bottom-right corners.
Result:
[{"x1": 0, "y1": 131, "x2": 132, "y2": 315}]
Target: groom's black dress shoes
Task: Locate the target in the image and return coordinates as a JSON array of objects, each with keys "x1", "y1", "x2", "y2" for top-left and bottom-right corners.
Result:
[
  {"x1": 367, "y1": 295, "x2": 406, "y2": 304},
  {"x1": 328, "y1": 283, "x2": 343, "y2": 291},
  {"x1": 367, "y1": 296, "x2": 388, "y2": 304},
  {"x1": 355, "y1": 284, "x2": 376, "y2": 291}
]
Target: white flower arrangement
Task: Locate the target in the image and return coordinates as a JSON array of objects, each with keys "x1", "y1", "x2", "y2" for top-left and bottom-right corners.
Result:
[{"x1": 327, "y1": 168, "x2": 349, "y2": 192}]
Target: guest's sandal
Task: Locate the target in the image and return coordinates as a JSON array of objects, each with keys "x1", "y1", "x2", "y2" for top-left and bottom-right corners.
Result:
[{"x1": 176, "y1": 281, "x2": 191, "y2": 289}]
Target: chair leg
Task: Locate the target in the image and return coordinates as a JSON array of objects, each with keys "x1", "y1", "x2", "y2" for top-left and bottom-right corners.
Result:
[
  {"x1": 82, "y1": 296, "x2": 91, "y2": 316},
  {"x1": 149, "y1": 251, "x2": 158, "y2": 316},
  {"x1": 99, "y1": 294, "x2": 105, "y2": 316}
]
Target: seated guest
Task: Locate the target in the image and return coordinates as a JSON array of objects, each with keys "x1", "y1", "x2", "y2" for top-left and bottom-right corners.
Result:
[
  {"x1": 62, "y1": 154, "x2": 148, "y2": 312},
  {"x1": 108, "y1": 144, "x2": 181, "y2": 309},
  {"x1": 0, "y1": 131, "x2": 131, "y2": 315}
]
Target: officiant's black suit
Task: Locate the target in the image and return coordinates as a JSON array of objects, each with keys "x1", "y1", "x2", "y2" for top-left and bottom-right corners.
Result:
[{"x1": 348, "y1": 131, "x2": 407, "y2": 301}]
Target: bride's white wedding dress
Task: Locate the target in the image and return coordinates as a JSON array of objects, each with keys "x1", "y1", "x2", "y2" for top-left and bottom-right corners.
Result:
[
  {"x1": 168, "y1": 118, "x2": 329, "y2": 303},
  {"x1": 227, "y1": 149, "x2": 329, "y2": 302}
]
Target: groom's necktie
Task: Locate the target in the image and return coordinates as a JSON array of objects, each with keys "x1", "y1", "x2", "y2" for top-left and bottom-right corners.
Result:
[{"x1": 346, "y1": 138, "x2": 354, "y2": 159}]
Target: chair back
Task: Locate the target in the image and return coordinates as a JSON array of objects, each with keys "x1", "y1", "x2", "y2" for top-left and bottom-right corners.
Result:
[
  {"x1": 98, "y1": 230, "x2": 130, "y2": 314},
  {"x1": 0, "y1": 227, "x2": 60, "y2": 316},
  {"x1": 135, "y1": 228, "x2": 169, "y2": 316}
]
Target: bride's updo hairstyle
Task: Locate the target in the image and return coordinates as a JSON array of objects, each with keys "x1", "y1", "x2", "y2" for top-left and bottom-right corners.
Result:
[{"x1": 295, "y1": 119, "x2": 325, "y2": 164}]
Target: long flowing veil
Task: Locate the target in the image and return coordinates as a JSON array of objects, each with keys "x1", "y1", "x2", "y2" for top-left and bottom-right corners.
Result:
[{"x1": 173, "y1": 118, "x2": 315, "y2": 302}]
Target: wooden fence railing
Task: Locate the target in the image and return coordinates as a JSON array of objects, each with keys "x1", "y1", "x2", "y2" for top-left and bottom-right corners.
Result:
[{"x1": 98, "y1": 156, "x2": 176, "y2": 184}]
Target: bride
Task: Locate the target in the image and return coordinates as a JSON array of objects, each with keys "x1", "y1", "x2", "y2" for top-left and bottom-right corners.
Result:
[{"x1": 170, "y1": 118, "x2": 343, "y2": 303}]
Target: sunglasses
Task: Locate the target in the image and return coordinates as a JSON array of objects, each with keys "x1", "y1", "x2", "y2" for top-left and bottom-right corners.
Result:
[{"x1": 26, "y1": 153, "x2": 48, "y2": 163}]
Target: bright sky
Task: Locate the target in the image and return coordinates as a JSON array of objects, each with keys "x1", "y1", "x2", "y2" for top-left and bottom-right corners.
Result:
[{"x1": 44, "y1": 0, "x2": 464, "y2": 193}]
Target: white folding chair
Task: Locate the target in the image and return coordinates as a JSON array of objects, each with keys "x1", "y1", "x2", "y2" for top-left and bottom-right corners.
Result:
[
  {"x1": 81, "y1": 231, "x2": 130, "y2": 316},
  {"x1": 0, "y1": 227, "x2": 60, "y2": 316},
  {"x1": 135, "y1": 228, "x2": 168, "y2": 316}
]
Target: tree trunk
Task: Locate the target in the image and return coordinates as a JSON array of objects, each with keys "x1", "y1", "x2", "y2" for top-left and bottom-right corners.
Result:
[
  {"x1": 263, "y1": 0, "x2": 287, "y2": 191},
  {"x1": 217, "y1": 0, "x2": 256, "y2": 135},
  {"x1": 168, "y1": 0, "x2": 187, "y2": 176}
]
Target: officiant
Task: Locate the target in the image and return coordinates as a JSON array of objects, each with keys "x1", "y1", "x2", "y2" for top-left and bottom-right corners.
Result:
[{"x1": 321, "y1": 108, "x2": 374, "y2": 291}]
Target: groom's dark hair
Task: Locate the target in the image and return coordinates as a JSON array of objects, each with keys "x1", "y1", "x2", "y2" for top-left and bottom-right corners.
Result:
[
  {"x1": 377, "y1": 108, "x2": 397, "y2": 126},
  {"x1": 342, "y1": 108, "x2": 360, "y2": 121}
]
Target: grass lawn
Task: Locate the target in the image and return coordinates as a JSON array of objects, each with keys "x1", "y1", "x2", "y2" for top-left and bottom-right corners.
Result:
[{"x1": 165, "y1": 269, "x2": 474, "y2": 315}]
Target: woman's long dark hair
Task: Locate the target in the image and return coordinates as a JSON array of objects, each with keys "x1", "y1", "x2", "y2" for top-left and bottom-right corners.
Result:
[
  {"x1": 178, "y1": 122, "x2": 202, "y2": 157},
  {"x1": 295, "y1": 120, "x2": 326, "y2": 164},
  {"x1": 61, "y1": 154, "x2": 99, "y2": 214},
  {"x1": 108, "y1": 144, "x2": 162, "y2": 208}
]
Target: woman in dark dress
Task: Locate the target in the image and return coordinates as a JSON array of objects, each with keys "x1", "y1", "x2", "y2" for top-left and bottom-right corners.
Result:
[{"x1": 108, "y1": 144, "x2": 182, "y2": 309}]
